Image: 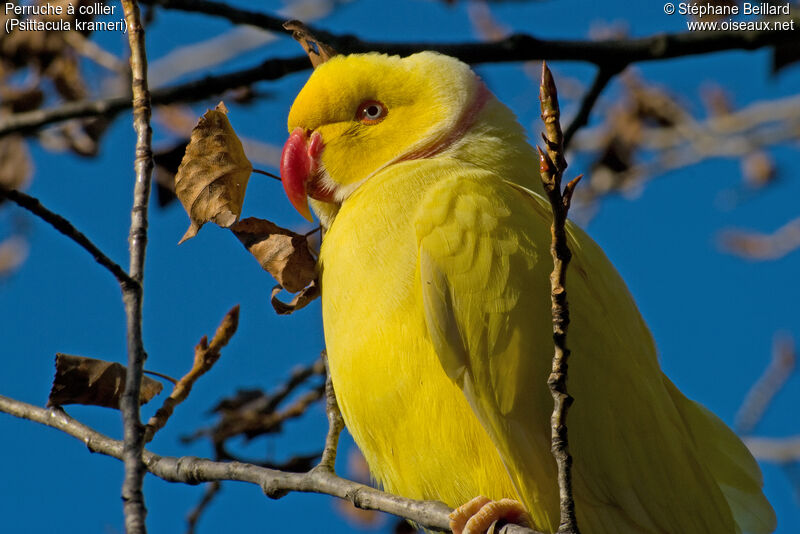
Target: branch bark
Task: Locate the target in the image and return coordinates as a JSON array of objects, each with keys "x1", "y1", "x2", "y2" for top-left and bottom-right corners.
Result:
[
  {"x1": 0, "y1": 395, "x2": 538, "y2": 534},
  {"x1": 120, "y1": 1, "x2": 154, "y2": 533},
  {"x1": 144, "y1": 305, "x2": 239, "y2": 443},
  {"x1": 562, "y1": 66, "x2": 619, "y2": 150},
  {"x1": 0, "y1": 187, "x2": 136, "y2": 290},
  {"x1": 538, "y1": 62, "x2": 582, "y2": 534}
]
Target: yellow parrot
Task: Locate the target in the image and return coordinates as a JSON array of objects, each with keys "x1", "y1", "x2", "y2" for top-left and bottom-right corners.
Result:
[{"x1": 279, "y1": 51, "x2": 776, "y2": 534}]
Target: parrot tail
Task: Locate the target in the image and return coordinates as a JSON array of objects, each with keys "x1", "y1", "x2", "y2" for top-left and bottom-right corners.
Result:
[{"x1": 665, "y1": 378, "x2": 777, "y2": 534}]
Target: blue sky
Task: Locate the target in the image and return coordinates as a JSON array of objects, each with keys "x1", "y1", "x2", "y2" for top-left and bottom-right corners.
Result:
[{"x1": 1, "y1": 1, "x2": 798, "y2": 533}]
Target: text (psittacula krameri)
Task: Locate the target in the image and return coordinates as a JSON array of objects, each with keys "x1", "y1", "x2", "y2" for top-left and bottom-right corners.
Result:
[{"x1": 279, "y1": 51, "x2": 776, "y2": 534}]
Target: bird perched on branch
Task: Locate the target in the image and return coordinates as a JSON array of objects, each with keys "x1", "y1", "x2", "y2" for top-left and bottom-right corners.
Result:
[{"x1": 279, "y1": 51, "x2": 776, "y2": 534}]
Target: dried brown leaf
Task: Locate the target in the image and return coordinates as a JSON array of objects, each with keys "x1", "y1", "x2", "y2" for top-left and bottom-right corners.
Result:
[
  {"x1": 231, "y1": 217, "x2": 317, "y2": 293},
  {"x1": 271, "y1": 281, "x2": 320, "y2": 315},
  {"x1": 0, "y1": 86, "x2": 44, "y2": 114},
  {"x1": 175, "y1": 102, "x2": 252, "y2": 243},
  {"x1": 48, "y1": 354, "x2": 163, "y2": 409},
  {"x1": 283, "y1": 20, "x2": 337, "y2": 68}
]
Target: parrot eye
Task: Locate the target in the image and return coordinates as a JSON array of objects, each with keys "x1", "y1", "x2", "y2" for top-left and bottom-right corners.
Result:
[{"x1": 356, "y1": 100, "x2": 387, "y2": 125}]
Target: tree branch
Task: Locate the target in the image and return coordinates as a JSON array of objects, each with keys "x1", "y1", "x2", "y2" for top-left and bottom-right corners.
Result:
[
  {"x1": 142, "y1": 0, "x2": 798, "y2": 67},
  {"x1": 0, "y1": 187, "x2": 137, "y2": 290},
  {"x1": 0, "y1": 395, "x2": 538, "y2": 534},
  {"x1": 144, "y1": 305, "x2": 239, "y2": 443},
  {"x1": 140, "y1": 0, "x2": 287, "y2": 32},
  {"x1": 538, "y1": 62, "x2": 582, "y2": 534},
  {"x1": 0, "y1": 55, "x2": 310, "y2": 137},
  {"x1": 2, "y1": 12, "x2": 796, "y2": 138},
  {"x1": 120, "y1": 2, "x2": 154, "y2": 532},
  {"x1": 736, "y1": 334, "x2": 796, "y2": 435},
  {"x1": 185, "y1": 481, "x2": 221, "y2": 534},
  {"x1": 744, "y1": 435, "x2": 800, "y2": 463},
  {"x1": 563, "y1": 66, "x2": 619, "y2": 150},
  {"x1": 317, "y1": 356, "x2": 344, "y2": 472}
]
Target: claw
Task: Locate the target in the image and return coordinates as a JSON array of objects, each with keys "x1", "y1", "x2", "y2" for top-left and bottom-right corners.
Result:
[{"x1": 449, "y1": 497, "x2": 531, "y2": 534}]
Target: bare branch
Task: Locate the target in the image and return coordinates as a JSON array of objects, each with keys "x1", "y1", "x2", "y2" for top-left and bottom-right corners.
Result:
[
  {"x1": 736, "y1": 334, "x2": 796, "y2": 435},
  {"x1": 720, "y1": 217, "x2": 800, "y2": 261},
  {"x1": 0, "y1": 395, "x2": 538, "y2": 534},
  {"x1": 563, "y1": 66, "x2": 619, "y2": 150},
  {"x1": 538, "y1": 62, "x2": 582, "y2": 534},
  {"x1": 0, "y1": 187, "x2": 137, "y2": 289},
  {"x1": 744, "y1": 436, "x2": 800, "y2": 463},
  {"x1": 0, "y1": 56, "x2": 309, "y2": 137},
  {"x1": 140, "y1": 0, "x2": 287, "y2": 32},
  {"x1": 317, "y1": 356, "x2": 344, "y2": 472},
  {"x1": 2, "y1": 14, "x2": 797, "y2": 138},
  {"x1": 144, "y1": 306, "x2": 240, "y2": 443},
  {"x1": 120, "y1": 2, "x2": 155, "y2": 532},
  {"x1": 185, "y1": 481, "x2": 221, "y2": 534},
  {"x1": 142, "y1": 0, "x2": 798, "y2": 67}
]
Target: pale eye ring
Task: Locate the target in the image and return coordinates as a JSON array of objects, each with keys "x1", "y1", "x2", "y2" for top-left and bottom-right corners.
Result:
[{"x1": 356, "y1": 100, "x2": 387, "y2": 124}]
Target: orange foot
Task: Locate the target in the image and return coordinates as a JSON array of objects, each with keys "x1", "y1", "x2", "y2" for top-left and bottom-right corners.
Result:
[{"x1": 449, "y1": 496, "x2": 532, "y2": 534}]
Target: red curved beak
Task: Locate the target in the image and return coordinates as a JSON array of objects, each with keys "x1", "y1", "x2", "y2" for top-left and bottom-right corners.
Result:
[{"x1": 280, "y1": 127, "x2": 324, "y2": 222}]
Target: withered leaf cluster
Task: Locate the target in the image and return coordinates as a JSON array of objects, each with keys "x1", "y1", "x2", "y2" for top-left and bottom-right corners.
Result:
[
  {"x1": 182, "y1": 357, "x2": 326, "y2": 462},
  {"x1": 48, "y1": 353, "x2": 163, "y2": 409},
  {"x1": 231, "y1": 218, "x2": 317, "y2": 293},
  {"x1": 174, "y1": 103, "x2": 318, "y2": 313}
]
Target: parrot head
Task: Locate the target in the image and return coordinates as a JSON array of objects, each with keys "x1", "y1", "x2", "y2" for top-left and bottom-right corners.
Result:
[{"x1": 280, "y1": 52, "x2": 490, "y2": 220}]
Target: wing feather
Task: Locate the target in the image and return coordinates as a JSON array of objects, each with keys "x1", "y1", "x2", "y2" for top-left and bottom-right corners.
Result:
[{"x1": 414, "y1": 170, "x2": 765, "y2": 533}]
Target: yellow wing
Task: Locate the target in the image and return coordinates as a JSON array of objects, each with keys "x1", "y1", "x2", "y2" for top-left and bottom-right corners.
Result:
[{"x1": 415, "y1": 168, "x2": 774, "y2": 534}]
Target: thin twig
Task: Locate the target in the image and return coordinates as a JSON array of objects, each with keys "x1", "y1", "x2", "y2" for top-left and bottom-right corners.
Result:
[
  {"x1": 736, "y1": 334, "x2": 796, "y2": 435},
  {"x1": 216, "y1": 447, "x2": 322, "y2": 472},
  {"x1": 140, "y1": 0, "x2": 287, "y2": 32},
  {"x1": 0, "y1": 187, "x2": 137, "y2": 290},
  {"x1": 144, "y1": 306, "x2": 240, "y2": 443},
  {"x1": 120, "y1": 2, "x2": 155, "y2": 533},
  {"x1": 720, "y1": 217, "x2": 800, "y2": 262},
  {"x1": 0, "y1": 395, "x2": 540, "y2": 534},
  {"x1": 252, "y1": 168, "x2": 281, "y2": 181},
  {"x1": 744, "y1": 435, "x2": 800, "y2": 463},
  {"x1": 303, "y1": 226, "x2": 322, "y2": 238},
  {"x1": 185, "y1": 481, "x2": 221, "y2": 534},
  {"x1": 317, "y1": 353, "x2": 344, "y2": 472},
  {"x1": 563, "y1": 66, "x2": 619, "y2": 150},
  {"x1": 142, "y1": 369, "x2": 178, "y2": 385},
  {"x1": 180, "y1": 357, "x2": 326, "y2": 445},
  {"x1": 538, "y1": 62, "x2": 582, "y2": 534}
]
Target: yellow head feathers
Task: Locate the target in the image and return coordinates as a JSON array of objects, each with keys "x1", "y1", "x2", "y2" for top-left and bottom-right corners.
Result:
[{"x1": 284, "y1": 52, "x2": 487, "y2": 202}]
